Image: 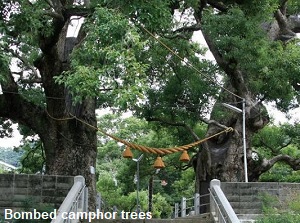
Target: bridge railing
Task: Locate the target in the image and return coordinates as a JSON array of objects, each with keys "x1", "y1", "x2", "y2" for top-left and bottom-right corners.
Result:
[
  {"x1": 210, "y1": 179, "x2": 240, "y2": 223},
  {"x1": 51, "y1": 175, "x2": 88, "y2": 223}
]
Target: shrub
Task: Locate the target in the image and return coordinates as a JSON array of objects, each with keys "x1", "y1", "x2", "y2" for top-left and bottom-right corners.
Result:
[{"x1": 257, "y1": 192, "x2": 300, "y2": 223}]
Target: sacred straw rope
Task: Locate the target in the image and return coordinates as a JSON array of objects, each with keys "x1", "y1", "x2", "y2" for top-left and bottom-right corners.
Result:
[
  {"x1": 46, "y1": 110, "x2": 233, "y2": 155},
  {"x1": 70, "y1": 114, "x2": 233, "y2": 155}
]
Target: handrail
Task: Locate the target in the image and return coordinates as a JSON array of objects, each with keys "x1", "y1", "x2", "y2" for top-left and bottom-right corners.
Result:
[
  {"x1": 210, "y1": 179, "x2": 240, "y2": 223},
  {"x1": 51, "y1": 175, "x2": 88, "y2": 223},
  {"x1": 174, "y1": 193, "x2": 210, "y2": 218}
]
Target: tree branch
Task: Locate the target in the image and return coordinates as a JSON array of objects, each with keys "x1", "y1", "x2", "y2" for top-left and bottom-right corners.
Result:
[
  {"x1": 0, "y1": 70, "x2": 47, "y2": 139},
  {"x1": 201, "y1": 32, "x2": 227, "y2": 69},
  {"x1": 20, "y1": 78, "x2": 43, "y2": 84},
  {"x1": 43, "y1": 10, "x2": 64, "y2": 20},
  {"x1": 146, "y1": 117, "x2": 200, "y2": 141},
  {"x1": 279, "y1": 0, "x2": 288, "y2": 14},
  {"x1": 6, "y1": 48, "x2": 40, "y2": 80},
  {"x1": 274, "y1": 9, "x2": 296, "y2": 41},
  {"x1": 258, "y1": 136, "x2": 292, "y2": 155},
  {"x1": 64, "y1": 7, "x2": 94, "y2": 18},
  {"x1": 263, "y1": 154, "x2": 300, "y2": 171},
  {"x1": 163, "y1": 32, "x2": 191, "y2": 40},
  {"x1": 198, "y1": 116, "x2": 229, "y2": 130},
  {"x1": 43, "y1": 0, "x2": 54, "y2": 8},
  {"x1": 173, "y1": 23, "x2": 202, "y2": 33},
  {"x1": 250, "y1": 154, "x2": 300, "y2": 181},
  {"x1": 207, "y1": 0, "x2": 228, "y2": 12}
]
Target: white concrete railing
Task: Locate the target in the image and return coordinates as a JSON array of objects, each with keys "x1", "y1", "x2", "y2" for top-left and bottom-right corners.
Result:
[
  {"x1": 51, "y1": 175, "x2": 88, "y2": 223},
  {"x1": 210, "y1": 179, "x2": 240, "y2": 223}
]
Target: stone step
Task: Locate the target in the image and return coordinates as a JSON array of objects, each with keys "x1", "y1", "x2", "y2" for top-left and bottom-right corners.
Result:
[
  {"x1": 224, "y1": 190, "x2": 266, "y2": 196},
  {"x1": 234, "y1": 208, "x2": 262, "y2": 215},
  {"x1": 240, "y1": 219, "x2": 256, "y2": 223},
  {"x1": 238, "y1": 214, "x2": 263, "y2": 223},
  {"x1": 226, "y1": 195, "x2": 261, "y2": 202},
  {"x1": 229, "y1": 201, "x2": 262, "y2": 209}
]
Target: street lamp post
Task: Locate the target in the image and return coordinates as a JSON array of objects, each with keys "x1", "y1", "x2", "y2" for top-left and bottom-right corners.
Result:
[
  {"x1": 222, "y1": 99, "x2": 248, "y2": 182},
  {"x1": 133, "y1": 154, "x2": 144, "y2": 213},
  {"x1": 148, "y1": 176, "x2": 167, "y2": 212}
]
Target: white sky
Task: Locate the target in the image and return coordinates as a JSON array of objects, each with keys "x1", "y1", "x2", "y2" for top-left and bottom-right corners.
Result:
[{"x1": 0, "y1": 124, "x2": 22, "y2": 148}]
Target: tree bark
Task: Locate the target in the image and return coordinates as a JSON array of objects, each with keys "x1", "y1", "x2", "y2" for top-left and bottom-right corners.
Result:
[
  {"x1": 38, "y1": 21, "x2": 98, "y2": 210},
  {"x1": 0, "y1": 1, "x2": 98, "y2": 209}
]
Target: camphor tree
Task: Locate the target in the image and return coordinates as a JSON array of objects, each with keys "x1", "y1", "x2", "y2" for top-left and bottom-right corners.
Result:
[
  {"x1": 1, "y1": 0, "x2": 300, "y2": 210},
  {"x1": 191, "y1": 0, "x2": 300, "y2": 195}
]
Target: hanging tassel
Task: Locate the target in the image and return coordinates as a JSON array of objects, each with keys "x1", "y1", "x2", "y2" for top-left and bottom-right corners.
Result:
[
  {"x1": 179, "y1": 150, "x2": 190, "y2": 162},
  {"x1": 122, "y1": 147, "x2": 133, "y2": 159},
  {"x1": 153, "y1": 156, "x2": 165, "y2": 169}
]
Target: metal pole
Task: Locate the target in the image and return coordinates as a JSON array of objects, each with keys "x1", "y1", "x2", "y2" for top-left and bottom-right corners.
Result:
[
  {"x1": 194, "y1": 193, "x2": 200, "y2": 215},
  {"x1": 174, "y1": 203, "x2": 179, "y2": 218},
  {"x1": 148, "y1": 176, "x2": 153, "y2": 212},
  {"x1": 133, "y1": 154, "x2": 143, "y2": 213},
  {"x1": 181, "y1": 197, "x2": 186, "y2": 217},
  {"x1": 242, "y1": 99, "x2": 248, "y2": 182},
  {"x1": 137, "y1": 160, "x2": 140, "y2": 213}
]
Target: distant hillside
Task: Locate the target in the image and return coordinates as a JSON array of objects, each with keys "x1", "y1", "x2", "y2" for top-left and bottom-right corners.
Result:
[{"x1": 0, "y1": 147, "x2": 23, "y2": 167}]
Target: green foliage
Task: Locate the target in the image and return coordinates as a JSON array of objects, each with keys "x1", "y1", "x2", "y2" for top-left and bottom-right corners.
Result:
[
  {"x1": 151, "y1": 192, "x2": 173, "y2": 218},
  {"x1": 3, "y1": 0, "x2": 54, "y2": 42},
  {"x1": 257, "y1": 213, "x2": 300, "y2": 223},
  {"x1": 96, "y1": 114, "x2": 196, "y2": 218},
  {"x1": 14, "y1": 197, "x2": 54, "y2": 223},
  {"x1": 0, "y1": 53, "x2": 10, "y2": 82},
  {"x1": 260, "y1": 192, "x2": 280, "y2": 214},
  {"x1": 202, "y1": 4, "x2": 300, "y2": 111},
  {"x1": 0, "y1": 166, "x2": 5, "y2": 173},
  {"x1": 97, "y1": 0, "x2": 173, "y2": 32},
  {"x1": 1, "y1": 0, "x2": 300, "y2": 212},
  {"x1": 253, "y1": 123, "x2": 300, "y2": 182},
  {"x1": 282, "y1": 123, "x2": 300, "y2": 148},
  {"x1": 252, "y1": 125, "x2": 291, "y2": 158},
  {"x1": 55, "y1": 6, "x2": 149, "y2": 106},
  {"x1": 171, "y1": 168, "x2": 195, "y2": 201},
  {"x1": 0, "y1": 118, "x2": 14, "y2": 138},
  {"x1": 257, "y1": 192, "x2": 300, "y2": 222},
  {"x1": 19, "y1": 140, "x2": 45, "y2": 174},
  {"x1": 203, "y1": 7, "x2": 270, "y2": 63},
  {"x1": 259, "y1": 163, "x2": 300, "y2": 182},
  {"x1": 287, "y1": 0, "x2": 300, "y2": 14},
  {"x1": 19, "y1": 87, "x2": 46, "y2": 107},
  {"x1": 137, "y1": 33, "x2": 218, "y2": 123},
  {"x1": 96, "y1": 173, "x2": 172, "y2": 218}
]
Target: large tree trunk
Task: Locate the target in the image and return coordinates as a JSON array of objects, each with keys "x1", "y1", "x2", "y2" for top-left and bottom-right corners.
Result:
[
  {"x1": 0, "y1": 76, "x2": 98, "y2": 210},
  {"x1": 37, "y1": 21, "x2": 98, "y2": 209},
  {"x1": 195, "y1": 78, "x2": 269, "y2": 212},
  {"x1": 42, "y1": 99, "x2": 98, "y2": 210},
  {"x1": 0, "y1": 3, "x2": 98, "y2": 209}
]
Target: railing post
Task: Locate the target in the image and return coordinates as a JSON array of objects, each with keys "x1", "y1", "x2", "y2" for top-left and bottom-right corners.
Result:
[
  {"x1": 210, "y1": 179, "x2": 240, "y2": 223},
  {"x1": 52, "y1": 175, "x2": 86, "y2": 223},
  {"x1": 96, "y1": 193, "x2": 101, "y2": 211},
  {"x1": 84, "y1": 187, "x2": 88, "y2": 212},
  {"x1": 174, "y1": 203, "x2": 179, "y2": 218},
  {"x1": 210, "y1": 179, "x2": 220, "y2": 215},
  {"x1": 194, "y1": 193, "x2": 200, "y2": 215},
  {"x1": 74, "y1": 176, "x2": 85, "y2": 212},
  {"x1": 181, "y1": 197, "x2": 186, "y2": 217}
]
